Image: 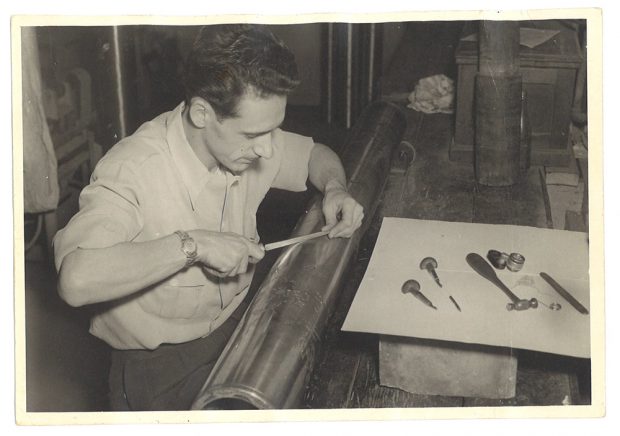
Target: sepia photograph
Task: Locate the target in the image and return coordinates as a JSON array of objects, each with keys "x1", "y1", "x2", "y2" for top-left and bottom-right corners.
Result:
[{"x1": 11, "y1": 5, "x2": 607, "y2": 428}]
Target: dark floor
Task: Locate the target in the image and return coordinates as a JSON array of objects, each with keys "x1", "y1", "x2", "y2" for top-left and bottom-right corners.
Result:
[
  {"x1": 25, "y1": 261, "x2": 110, "y2": 411},
  {"x1": 22, "y1": 21, "x2": 590, "y2": 412}
]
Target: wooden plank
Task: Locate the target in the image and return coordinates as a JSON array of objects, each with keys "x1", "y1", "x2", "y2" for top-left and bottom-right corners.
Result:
[
  {"x1": 509, "y1": 168, "x2": 550, "y2": 227},
  {"x1": 472, "y1": 167, "x2": 548, "y2": 228},
  {"x1": 552, "y1": 69, "x2": 578, "y2": 150},
  {"x1": 577, "y1": 156, "x2": 589, "y2": 232},
  {"x1": 390, "y1": 106, "x2": 476, "y2": 223}
]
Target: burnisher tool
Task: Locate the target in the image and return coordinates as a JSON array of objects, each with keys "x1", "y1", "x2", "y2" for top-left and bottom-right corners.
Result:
[{"x1": 540, "y1": 272, "x2": 588, "y2": 315}]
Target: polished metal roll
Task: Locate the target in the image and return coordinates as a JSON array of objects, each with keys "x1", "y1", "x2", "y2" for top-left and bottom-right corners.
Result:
[{"x1": 191, "y1": 102, "x2": 407, "y2": 410}]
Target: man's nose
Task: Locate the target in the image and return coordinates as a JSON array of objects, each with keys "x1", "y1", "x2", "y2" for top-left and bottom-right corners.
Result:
[{"x1": 252, "y1": 134, "x2": 273, "y2": 159}]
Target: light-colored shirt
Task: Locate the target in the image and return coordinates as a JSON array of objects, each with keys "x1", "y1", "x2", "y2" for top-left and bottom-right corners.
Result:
[{"x1": 54, "y1": 103, "x2": 314, "y2": 350}]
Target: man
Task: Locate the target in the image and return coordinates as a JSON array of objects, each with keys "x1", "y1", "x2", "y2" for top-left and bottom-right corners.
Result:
[{"x1": 53, "y1": 24, "x2": 364, "y2": 411}]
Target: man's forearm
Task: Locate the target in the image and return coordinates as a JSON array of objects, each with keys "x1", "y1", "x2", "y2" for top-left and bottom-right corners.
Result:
[
  {"x1": 58, "y1": 234, "x2": 187, "y2": 307},
  {"x1": 308, "y1": 143, "x2": 348, "y2": 194},
  {"x1": 309, "y1": 142, "x2": 364, "y2": 238}
]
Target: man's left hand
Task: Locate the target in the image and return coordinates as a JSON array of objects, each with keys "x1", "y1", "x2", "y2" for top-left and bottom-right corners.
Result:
[{"x1": 321, "y1": 182, "x2": 364, "y2": 238}]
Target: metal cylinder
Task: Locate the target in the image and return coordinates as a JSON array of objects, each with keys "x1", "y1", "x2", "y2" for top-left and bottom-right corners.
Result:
[
  {"x1": 191, "y1": 102, "x2": 406, "y2": 410},
  {"x1": 475, "y1": 74, "x2": 522, "y2": 186},
  {"x1": 475, "y1": 20, "x2": 522, "y2": 187},
  {"x1": 478, "y1": 21, "x2": 520, "y2": 76}
]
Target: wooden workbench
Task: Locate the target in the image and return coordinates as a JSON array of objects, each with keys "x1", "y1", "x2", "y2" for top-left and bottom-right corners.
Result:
[
  {"x1": 253, "y1": 21, "x2": 591, "y2": 409},
  {"x1": 299, "y1": 106, "x2": 590, "y2": 408},
  {"x1": 304, "y1": 110, "x2": 590, "y2": 408}
]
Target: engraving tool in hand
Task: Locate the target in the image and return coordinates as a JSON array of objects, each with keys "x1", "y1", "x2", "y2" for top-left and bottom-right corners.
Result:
[{"x1": 263, "y1": 230, "x2": 329, "y2": 251}]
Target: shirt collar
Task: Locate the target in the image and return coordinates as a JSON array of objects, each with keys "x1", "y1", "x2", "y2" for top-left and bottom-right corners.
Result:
[{"x1": 166, "y1": 102, "x2": 214, "y2": 204}]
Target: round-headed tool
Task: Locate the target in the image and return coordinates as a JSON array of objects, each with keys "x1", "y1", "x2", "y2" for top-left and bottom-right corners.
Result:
[
  {"x1": 401, "y1": 279, "x2": 437, "y2": 310},
  {"x1": 466, "y1": 253, "x2": 538, "y2": 311},
  {"x1": 419, "y1": 257, "x2": 442, "y2": 287}
]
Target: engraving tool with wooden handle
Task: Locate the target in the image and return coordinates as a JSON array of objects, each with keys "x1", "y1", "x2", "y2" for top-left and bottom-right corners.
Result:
[
  {"x1": 466, "y1": 253, "x2": 538, "y2": 311},
  {"x1": 401, "y1": 279, "x2": 437, "y2": 310}
]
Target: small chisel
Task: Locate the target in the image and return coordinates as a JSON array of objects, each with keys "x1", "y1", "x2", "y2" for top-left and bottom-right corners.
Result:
[{"x1": 449, "y1": 295, "x2": 462, "y2": 312}]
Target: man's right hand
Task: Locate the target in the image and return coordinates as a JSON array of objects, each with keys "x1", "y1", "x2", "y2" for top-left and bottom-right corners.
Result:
[{"x1": 189, "y1": 230, "x2": 265, "y2": 277}]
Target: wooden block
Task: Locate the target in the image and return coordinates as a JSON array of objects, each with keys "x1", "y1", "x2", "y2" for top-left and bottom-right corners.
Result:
[
  {"x1": 546, "y1": 182, "x2": 584, "y2": 230},
  {"x1": 565, "y1": 210, "x2": 587, "y2": 232},
  {"x1": 545, "y1": 163, "x2": 580, "y2": 187},
  {"x1": 379, "y1": 336, "x2": 517, "y2": 399},
  {"x1": 545, "y1": 171, "x2": 580, "y2": 187}
]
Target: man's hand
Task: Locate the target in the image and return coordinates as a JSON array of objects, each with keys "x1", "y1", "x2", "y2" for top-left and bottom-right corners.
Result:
[
  {"x1": 321, "y1": 180, "x2": 364, "y2": 238},
  {"x1": 189, "y1": 230, "x2": 265, "y2": 277}
]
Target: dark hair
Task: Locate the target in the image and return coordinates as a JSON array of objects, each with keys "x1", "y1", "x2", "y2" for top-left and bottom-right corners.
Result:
[{"x1": 183, "y1": 24, "x2": 300, "y2": 119}]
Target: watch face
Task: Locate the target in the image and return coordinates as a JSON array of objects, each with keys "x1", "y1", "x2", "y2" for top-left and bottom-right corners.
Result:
[{"x1": 183, "y1": 238, "x2": 197, "y2": 256}]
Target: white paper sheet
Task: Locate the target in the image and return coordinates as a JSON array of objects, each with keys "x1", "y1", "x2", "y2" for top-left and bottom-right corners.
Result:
[{"x1": 342, "y1": 218, "x2": 591, "y2": 358}]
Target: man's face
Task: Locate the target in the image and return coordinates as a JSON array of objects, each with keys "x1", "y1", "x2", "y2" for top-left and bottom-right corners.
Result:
[{"x1": 203, "y1": 92, "x2": 287, "y2": 173}]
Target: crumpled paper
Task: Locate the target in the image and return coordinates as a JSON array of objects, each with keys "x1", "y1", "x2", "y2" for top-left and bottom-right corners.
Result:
[{"x1": 407, "y1": 74, "x2": 454, "y2": 114}]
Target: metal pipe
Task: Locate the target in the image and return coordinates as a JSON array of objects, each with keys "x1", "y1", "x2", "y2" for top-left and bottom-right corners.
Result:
[
  {"x1": 475, "y1": 21, "x2": 522, "y2": 186},
  {"x1": 368, "y1": 23, "x2": 376, "y2": 103},
  {"x1": 345, "y1": 23, "x2": 353, "y2": 128},
  {"x1": 191, "y1": 102, "x2": 406, "y2": 410},
  {"x1": 111, "y1": 26, "x2": 128, "y2": 139},
  {"x1": 326, "y1": 23, "x2": 334, "y2": 124}
]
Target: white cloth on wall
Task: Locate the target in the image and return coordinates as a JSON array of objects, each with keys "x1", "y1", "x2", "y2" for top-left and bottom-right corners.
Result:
[{"x1": 22, "y1": 27, "x2": 59, "y2": 213}]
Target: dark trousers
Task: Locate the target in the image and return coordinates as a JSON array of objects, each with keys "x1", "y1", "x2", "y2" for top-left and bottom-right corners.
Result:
[{"x1": 108, "y1": 302, "x2": 246, "y2": 411}]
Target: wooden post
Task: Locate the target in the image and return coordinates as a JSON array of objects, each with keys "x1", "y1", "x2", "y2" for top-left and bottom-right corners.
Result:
[{"x1": 475, "y1": 21, "x2": 522, "y2": 186}]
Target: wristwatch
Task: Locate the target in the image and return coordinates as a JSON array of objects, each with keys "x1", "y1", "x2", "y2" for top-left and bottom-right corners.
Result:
[{"x1": 174, "y1": 230, "x2": 198, "y2": 268}]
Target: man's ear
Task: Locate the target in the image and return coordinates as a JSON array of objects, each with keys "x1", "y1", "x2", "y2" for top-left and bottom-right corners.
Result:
[{"x1": 188, "y1": 97, "x2": 217, "y2": 129}]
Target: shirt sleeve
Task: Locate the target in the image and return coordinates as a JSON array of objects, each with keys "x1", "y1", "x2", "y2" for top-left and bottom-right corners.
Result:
[
  {"x1": 53, "y1": 156, "x2": 144, "y2": 272},
  {"x1": 270, "y1": 129, "x2": 315, "y2": 192}
]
